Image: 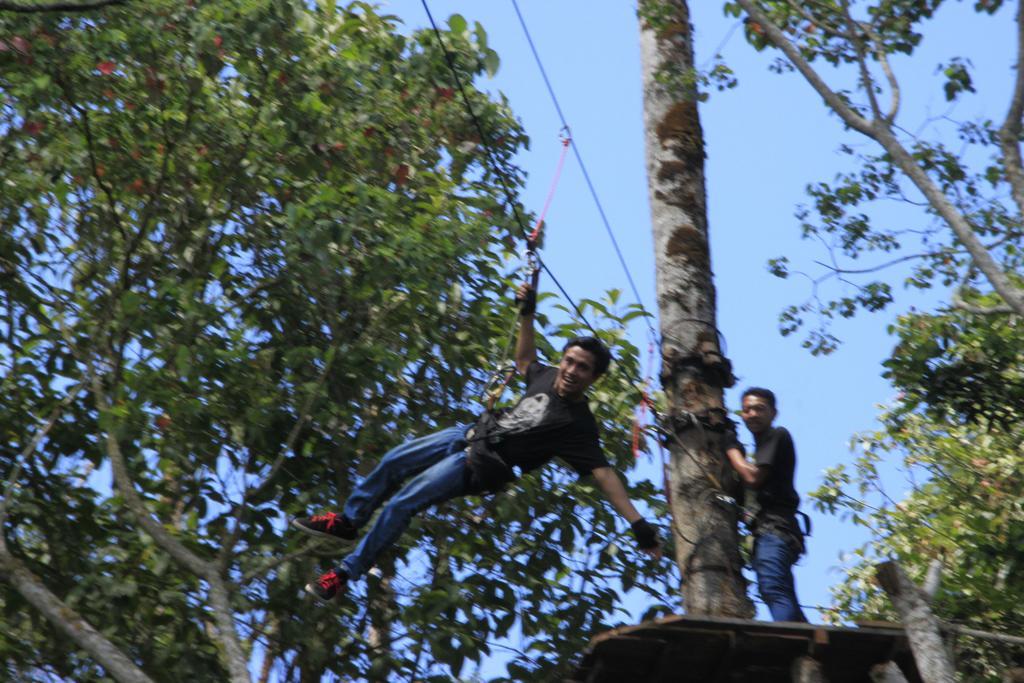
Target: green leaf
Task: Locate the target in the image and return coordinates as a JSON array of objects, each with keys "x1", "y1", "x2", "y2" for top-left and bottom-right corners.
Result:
[
  {"x1": 448, "y1": 13, "x2": 467, "y2": 34},
  {"x1": 121, "y1": 290, "x2": 142, "y2": 315},
  {"x1": 482, "y1": 48, "x2": 500, "y2": 78}
]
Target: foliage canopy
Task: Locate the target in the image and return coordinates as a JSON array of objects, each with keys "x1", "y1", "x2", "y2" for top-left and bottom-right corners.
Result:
[{"x1": 1, "y1": 1, "x2": 672, "y2": 680}]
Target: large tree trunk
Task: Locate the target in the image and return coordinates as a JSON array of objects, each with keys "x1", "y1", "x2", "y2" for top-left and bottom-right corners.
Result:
[{"x1": 638, "y1": 0, "x2": 754, "y2": 617}]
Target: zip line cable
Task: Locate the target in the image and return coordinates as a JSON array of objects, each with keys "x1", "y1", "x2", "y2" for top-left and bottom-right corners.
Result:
[
  {"x1": 509, "y1": 1, "x2": 735, "y2": 362},
  {"x1": 419, "y1": 1, "x2": 743, "y2": 520},
  {"x1": 418, "y1": 0, "x2": 598, "y2": 336},
  {"x1": 509, "y1": 0, "x2": 658, "y2": 345},
  {"x1": 506, "y1": 3, "x2": 746, "y2": 467},
  {"x1": 505, "y1": 3, "x2": 713, "y2": 500},
  {"x1": 507, "y1": 0, "x2": 714, "y2": 495}
]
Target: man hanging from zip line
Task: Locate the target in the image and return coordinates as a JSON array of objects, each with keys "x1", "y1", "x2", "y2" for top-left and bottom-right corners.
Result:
[
  {"x1": 723, "y1": 388, "x2": 809, "y2": 623},
  {"x1": 292, "y1": 281, "x2": 663, "y2": 603}
]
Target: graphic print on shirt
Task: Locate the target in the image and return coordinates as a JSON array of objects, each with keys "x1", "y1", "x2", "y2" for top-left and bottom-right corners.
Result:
[{"x1": 495, "y1": 393, "x2": 553, "y2": 434}]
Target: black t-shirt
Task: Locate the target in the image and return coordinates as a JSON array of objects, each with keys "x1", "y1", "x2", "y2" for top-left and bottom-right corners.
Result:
[
  {"x1": 484, "y1": 361, "x2": 609, "y2": 477},
  {"x1": 750, "y1": 426, "x2": 801, "y2": 515}
]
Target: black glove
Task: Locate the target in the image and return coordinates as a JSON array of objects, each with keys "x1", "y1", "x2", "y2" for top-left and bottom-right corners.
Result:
[
  {"x1": 630, "y1": 518, "x2": 659, "y2": 551},
  {"x1": 516, "y1": 286, "x2": 536, "y2": 316}
]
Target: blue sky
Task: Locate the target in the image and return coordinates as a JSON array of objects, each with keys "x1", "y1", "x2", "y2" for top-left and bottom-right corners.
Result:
[{"x1": 384, "y1": 0, "x2": 1012, "y2": 647}]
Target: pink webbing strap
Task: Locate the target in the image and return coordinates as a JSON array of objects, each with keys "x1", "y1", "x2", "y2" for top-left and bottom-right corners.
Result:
[
  {"x1": 527, "y1": 132, "x2": 571, "y2": 245},
  {"x1": 489, "y1": 135, "x2": 571, "y2": 413}
]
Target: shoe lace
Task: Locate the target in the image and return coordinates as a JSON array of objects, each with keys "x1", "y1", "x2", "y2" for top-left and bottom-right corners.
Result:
[
  {"x1": 318, "y1": 571, "x2": 341, "y2": 591},
  {"x1": 311, "y1": 512, "x2": 339, "y2": 530}
]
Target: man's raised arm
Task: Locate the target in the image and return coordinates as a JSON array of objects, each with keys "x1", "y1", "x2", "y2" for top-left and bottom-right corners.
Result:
[{"x1": 514, "y1": 282, "x2": 538, "y2": 375}]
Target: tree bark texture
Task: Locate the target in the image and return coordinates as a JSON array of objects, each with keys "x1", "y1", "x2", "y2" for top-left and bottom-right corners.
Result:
[
  {"x1": 875, "y1": 561, "x2": 956, "y2": 683},
  {"x1": 791, "y1": 655, "x2": 827, "y2": 683},
  {"x1": 638, "y1": 0, "x2": 753, "y2": 617},
  {"x1": 870, "y1": 662, "x2": 911, "y2": 683},
  {"x1": 1003, "y1": 668, "x2": 1024, "y2": 683}
]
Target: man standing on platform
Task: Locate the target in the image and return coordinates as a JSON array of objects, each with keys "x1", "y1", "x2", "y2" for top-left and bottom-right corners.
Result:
[{"x1": 724, "y1": 387, "x2": 808, "y2": 622}]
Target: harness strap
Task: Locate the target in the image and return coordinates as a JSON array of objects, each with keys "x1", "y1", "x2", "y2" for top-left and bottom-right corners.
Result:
[{"x1": 796, "y1": 510, "x2": 812, "y2": 537}]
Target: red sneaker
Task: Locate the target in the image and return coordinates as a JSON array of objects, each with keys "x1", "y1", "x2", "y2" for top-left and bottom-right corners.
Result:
[
  {"x1": 291, "y1": 512, "x2": 357, "y2": 542},
  {"x1": 304, "y1": 569, "x2": 346, "y2": 604}
]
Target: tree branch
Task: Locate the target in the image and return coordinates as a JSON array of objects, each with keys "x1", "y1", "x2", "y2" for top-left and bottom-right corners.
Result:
[
  {"x1": 255, "y1": 617, "x2": 278, "y2": 683},
  {"x1": 205, "y1": 578, "x2": 253, "y2": 683},
  {"x1": 126, "y1": 67, "x2": 199, "y2": 275},
  {"x1": 92, "y1": 374, "x2": 210, "y2": 577},
  {"x1": 792, "y1": 655, "x2": 827, "y2": 683},
  {"x1": 216, "y1": 295, "x2": 408, "y2": 569},
  {"x1": 53, "y1": 71, "x2": 125, "y2": 242},
  {"x1": 860, "y1": 21, "x2": 900, "y2": 122},
  {"x1": 735, "y1": 0, "x2": 874, "y2": 135},
  {"x1": 241, "y1": 539, "x2": 328, "y2": 584},
  {"x1": 216, "y1": 350, "x2": 337, "y2": 570},
  {"x1": 89, "y1": 372, "x2": 252, "y2": 683},
  {"x1": 874, "y1": 114, "x2": 1024, "y2": 316},
  {"x1": 782, "y1": 0, "x2": 847, "y2": 40},
  {"x1": 840, "y1": 0, "x2": 883, "y2": 122},
  {"x1": 0, "y1": 381, "x2": 152, "y2": 682},
  {"x1": 0, "y1": 384, "x2": 82, "y2": 526},
  {"x1": 740, "y1": 0, "x2": 1024, "y2": 317},
  {"x1": 951, "y1": 289, "x2": 1016, "y2": 314},
  {"x1": 870, "y1": 661, "x2": 910, "y2": 683},
  {"x1": 0, "y1": 541, "x2": 155, "y2": 683},
  {"x1": 998, "y1": 0, "x2": 1024, "y2": 218},
  {"x1": 0, "y1": 0, "x2": 124, "y2": 11},
  {"x1": 811, "y1": 251, "x2": 938, "y2": 277},
  {"x1": 922, "y1": 557, "x2": 942, "y2": 600},
  {"x1": 876, "y1": 560, "x2": 956, "y2": 683},
  {"x1": 943, "y1": 623, "x2": 1024, "y2": 647}
]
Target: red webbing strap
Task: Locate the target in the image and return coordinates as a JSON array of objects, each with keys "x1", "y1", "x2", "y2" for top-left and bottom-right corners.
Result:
[
  {"x1": 631, "y1": 392, "x2": 649, "y2": 459},
  {"x1": 631, "y1": 340, "x2": 657, "y2": 459},
  {"x1": 632, "y1": 343, "x2": 676, "y2": 522}
]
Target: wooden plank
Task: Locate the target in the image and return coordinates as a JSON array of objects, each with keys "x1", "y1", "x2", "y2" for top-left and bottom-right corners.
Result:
[{"x1": 573, "y1": 615, "x2": 924, "y2": 683}]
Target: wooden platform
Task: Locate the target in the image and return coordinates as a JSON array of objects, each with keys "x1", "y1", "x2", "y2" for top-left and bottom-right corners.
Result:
[{"x1": 568, "y1": 615, "x2": 921, "y2": 683}]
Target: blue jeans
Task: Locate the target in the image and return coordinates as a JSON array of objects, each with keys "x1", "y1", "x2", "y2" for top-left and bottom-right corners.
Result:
[
  {"x1": 753, "y1": 532, "x2": 807, "y2": 622},
  {"x1": 338, "y1": 425, "x2": 470, "y2": 579}
]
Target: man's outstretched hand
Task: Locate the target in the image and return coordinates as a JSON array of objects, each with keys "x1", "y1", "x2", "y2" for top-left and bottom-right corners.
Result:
[
  {"x1": 631, "y1": 518, "x2": 663, "y2": 560},
  {"x1": 516, "y1": 282, "x2": 536, "y2": 316}
]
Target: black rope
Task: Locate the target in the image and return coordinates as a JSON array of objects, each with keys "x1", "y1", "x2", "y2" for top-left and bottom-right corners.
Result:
[
  {"x1": 509, "y1": 0, "x2": 655, "y2": 342},
  {"x1": 418, "y1": 0, "x2": 598, "y2": 335},
  {"x1": 508, "y1": 0, "x2": 744, "y2": 363}
]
